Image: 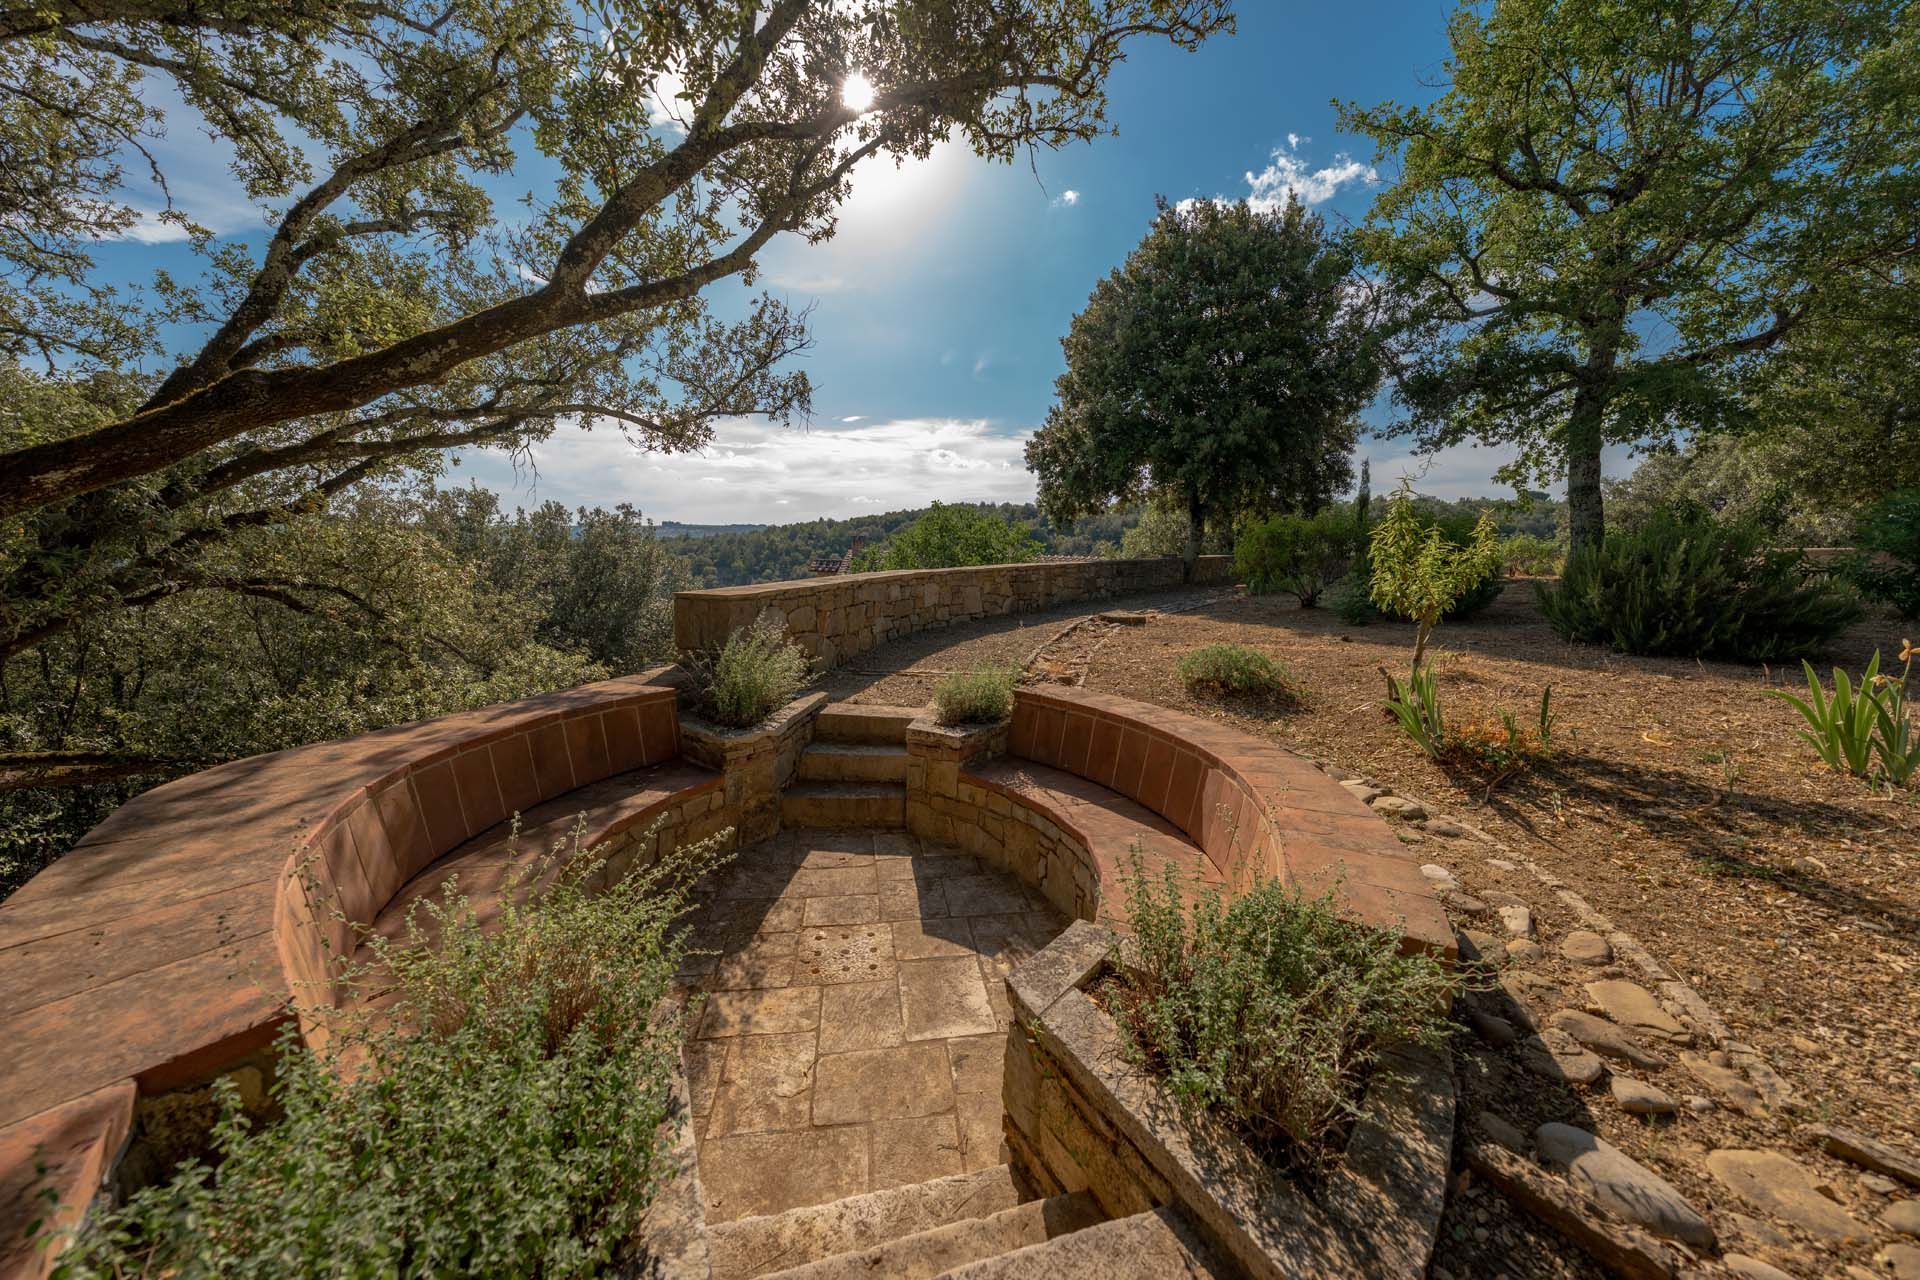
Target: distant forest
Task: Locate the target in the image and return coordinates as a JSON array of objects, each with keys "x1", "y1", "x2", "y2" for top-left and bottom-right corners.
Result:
[
  {"x1": 660, "y1": 502, "x2": 1142, "y2": 586},
  {"x1": 658, "y1": 495, "x2": 1566, "y2": 588}
]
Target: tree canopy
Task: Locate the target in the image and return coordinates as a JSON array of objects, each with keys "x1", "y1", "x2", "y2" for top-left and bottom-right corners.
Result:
[
  {"x1": 1343, "y1": 0, "x2": 1920, "y2": 549},
  {"x1": 1027, "y1": 195, "x2": 1381, "y2": 576},
  {"x1": 0, "y1": 0, "x2": 1232, "y2": 663},
  {"x1": 849, "y1": 502, "x2": 1041, "y2": 571}
]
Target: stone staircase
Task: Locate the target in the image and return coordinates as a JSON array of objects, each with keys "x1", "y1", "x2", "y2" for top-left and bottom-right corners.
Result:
[
  {"x1": 704, "y1": 1163, "x2": 1209, "y2": 1280},
  {"x1": 779, "y1": 704, "x2": 919, "y2": 829}
]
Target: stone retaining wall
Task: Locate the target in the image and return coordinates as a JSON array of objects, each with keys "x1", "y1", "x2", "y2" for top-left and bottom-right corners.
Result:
[
  {"x1": 679, "y1": 692, "x2": 826, "y2": 844},
  {"x1": 673, "y1": 556, "x2": 1234, "y2": 673},
  {"x1": 1005, "y1": 922, "x2": 1454, "y2": 1279}
]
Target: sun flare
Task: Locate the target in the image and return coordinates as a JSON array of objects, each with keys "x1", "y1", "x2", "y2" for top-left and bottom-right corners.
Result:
[{"x1": 841, "y1": 71, "x2": 876, "y2": 113}]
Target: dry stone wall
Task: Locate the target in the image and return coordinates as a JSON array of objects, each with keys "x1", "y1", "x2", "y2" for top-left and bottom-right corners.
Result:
[{"x1": 673, "y1": 557, "x2": 1234, "y2": 673}]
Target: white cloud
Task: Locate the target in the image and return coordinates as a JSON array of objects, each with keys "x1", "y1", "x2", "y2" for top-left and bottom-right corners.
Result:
[
  {"x1": 1183, "y1": 136, "x2": 1378, "y2": 214},
  {"x1": 1052, "y1": 189, "x2": 1080, "y2": 208},
  {"x1": 117, "y1": 209, "x2": 194, "y2": 244},
  {"x1": 839, "y1": 415, "x2": 864, "y2": 422},
  {"x1": 459, "y1": 416, "x2": 1037, "y2": 523},
  {"x1": 643, "y1": 66, "x2": 689, "y2": 133},
  {"x1": 1243, "y1": 138, "x2": 1377, "y2": 210}
]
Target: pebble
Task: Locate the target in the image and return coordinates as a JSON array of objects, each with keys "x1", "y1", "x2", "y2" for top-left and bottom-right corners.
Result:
[
  {"x1": 1609, "y1": 1075, "x2": 1679, "y2": 1115},
  {"x1": 1474, "y1": 1111, "x2": 1529, "y2": 1153},
  {"x1": 1559, "y1": 930, "x2": 1614, "y2": 966},
  {"x1": 1468, "y1": 1006, "x2": 1519, "y2": 1048},
  {"x1": 1722, "y1": 1256, "x2": 1796, "y2": 1280},
  {"x1": 1520, "y1": 1030, "x2": 1606, "y2": 1086},
  {"x1": 1370, "y1": 794, "x2": 1427, "y2": 820},
  {"x1": 1499, "y1": 905, "x2": 1536, "y2": 938},
  {"x1": 1321, "y1": 764, "x2": 1361, "y2": 782},
  {"x1": 1863, "y1": 1174, "x2": 1900, "y2": 1196},
  {"x1": 1705, "y1": 1149, "x2": 1871, "y2": 1243},
  {"x1": 1549, "y1": 1009, "x2": 1668, "y2": 1069},
  {"x1": 1340, "y1": 779, "x2": 1385, "y2": 804},
  {"x1": 1886, "y1": 1200, "x2": 1920, "y2": 1238},
  {"x1": 1686, "y1": 1095, "x2": 1716, "y2": 1114},
  {"x1": 1485, "y1": 858, "x2": 1518, "y2": 871},
  {"x1": 1584, "y1": 979, "x2": 1689, "y2": 1042},
  {"x1": 1419, "y1": 863, "x2": 1461, "y2": 889},
  {"x1": 1506, "y1": 939, "x2": 1545, "y2": 963},
  {"x1": 1448, "y1": 892, "x2": 1490, "y2": 915},
  {"x1": 1535, "y1": 1122, "x2": 1716, "y2": 1248},
  {"x1": 1424, "y1": 817, "x2": 1476, "y2": 839},
  {"x1": 1881, "y1": 1244, "x2": 1920, "y2": 1280},
  {"x1": 1681, "y1": 1052, "x2": 1766, "y2": 1116}
]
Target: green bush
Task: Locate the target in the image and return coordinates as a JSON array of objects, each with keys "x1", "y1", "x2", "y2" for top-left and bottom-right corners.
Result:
[
  {"x1": 1330, "y1": 509, "x2": 1504, "y2": 628},
  {"x1": 1104, "y1": 857, "x2": 1457, "y2": 1169},
  {"x1": 1176, "y1": 644, "x2": 1294, "y2": 702},
  {"x1": 695, "y1": 610, "x2": 811, "y2": 727},
  {"x1": 1848, "y1": 489, "x2": 1920, "y2": 619},
  {"x1": 933, "y1": 666, "x2": 1018, "y2": 726},
  {"x1": 1235, "y1": 510, "x2": 1356, "y2": 606},
  {"x1": 1500, "y1": 532, "x2": 1564, "y2": 577},
  {"x1": 1537, "y1": 505, "x2": 1861, "y2": 661},
  {"x1": 59, "y1": 826, "x2": 725, "y2": 1278}
]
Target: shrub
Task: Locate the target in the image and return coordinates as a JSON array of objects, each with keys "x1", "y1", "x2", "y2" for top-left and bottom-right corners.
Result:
[
  {"x1": 1369, "y1": 484, "x2": 1503, "y2": 666},
  {"x1": 1537, "y1": 505, "x2": 1861, "y2": 661},
  {"x1": 1500, "y1": 532, "x2": 1564, "y2": 578},
  {"x1": 60, "y1": 825, "x2": 725, "y2": 1278},
  {"x1": 1235, "y1": 510, "x2": 1356, "y2": 606},
  {"x1": 1104, "y1": 856, "x2": 1457, "y2": 1170},
  {"x1": 1176, "y1": 644, "x2": 1294, "y2": 703},
  {"x1": 1848, "y1": 489, "x2": 1920, "y2": 620},
  {"x1": 933, "y1": 666, "x2": 1018, "y2": 726},
  {"x1": 1332, "y1": 508, "x2": 1503, "y2": 629},
  {"x1": 695, "y1": 610, "x2": 811, "y2": 727}
]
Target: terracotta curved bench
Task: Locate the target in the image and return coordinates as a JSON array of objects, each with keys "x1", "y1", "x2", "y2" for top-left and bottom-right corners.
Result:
[
  {"x1": 0, "y1": 669, "x2": 722, "y2": 1277},
  {"x1": 959, "y1": 687, "x2": 1453, "y2": 958}
]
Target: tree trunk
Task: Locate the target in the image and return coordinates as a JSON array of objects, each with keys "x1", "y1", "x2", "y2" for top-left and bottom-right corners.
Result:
[
  {"x1": 1184, "y1": 492, "x2": 1204, "y2": 583},
  {"x1": 1564, "y1": 336, "x2": 1620, "y2": 553}
]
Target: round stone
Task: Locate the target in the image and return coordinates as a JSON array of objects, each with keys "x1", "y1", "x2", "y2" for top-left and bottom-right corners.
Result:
[
  {"x1": 1885, "y1": 1200, "x2": 1920, "y2": 1239},
  {"x1": 1371, "y1": 794, "x2": 1428, "y2": 820},
  {"x1": 1535, "y1": 1123, "x2": 1716, "y2": 1248},
  {"x1": 1560, "y1": 930, "x2": 1614, "y2": 966},
  {"x1": 1609, "y1": 1075, "x2": 1678, "y2": 1115},
  {"x1": 1506, "y1": 939, "x2": 1545, "y2": 963}
]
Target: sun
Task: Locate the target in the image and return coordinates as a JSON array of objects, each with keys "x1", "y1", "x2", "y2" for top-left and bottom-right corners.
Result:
[{"x1": 841, "y1": 71, "x2": 876, "y2": 113}]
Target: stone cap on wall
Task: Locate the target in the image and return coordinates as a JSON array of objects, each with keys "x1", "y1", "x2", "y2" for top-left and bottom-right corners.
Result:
[
  {"x1": 672, "y1": 555, "x2": 1235, "y2": 668},
  {"x1": 0, "y1": 669, "x2": 690, "y2": 1274}
]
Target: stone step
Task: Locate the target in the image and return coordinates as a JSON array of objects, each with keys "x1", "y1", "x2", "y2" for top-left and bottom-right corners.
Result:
[
  {"x1": 708, "y1": 1165, "x2": 1025, "y2": 1280},
  {"x1": 797, "y1": 743, "x2": 909, "y2": 784},
  {"x1": 765, "y1": 1190, "x2": 1105, "y2": 1280},
  {"x1": 781, "y1": 782, "x2": 907, "y2": 829},
  {"x1": 813, "y1": 704, "x2": 922, "y2": 746},
  {"x1": 934, "y1": 1205, "x2": 1230, "y2": 1279}
]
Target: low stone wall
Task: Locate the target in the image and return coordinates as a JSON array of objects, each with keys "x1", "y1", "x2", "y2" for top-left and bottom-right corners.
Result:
[
  {"x1": 673, "y1": 556, "x2": 1234, "y2": 673},
  {"x1": 1005, "y1": 922, "x2": 1454, "y2": 1279},
  {"x1": 904, "y1": 686, "x2": 1455, "y2": 959},
  {"x1": 0, "y1": 669, "x2": 729, "y2": 1278},
  {"x1": 679, "y1": 692, "x2": 826, "y2": 845}
]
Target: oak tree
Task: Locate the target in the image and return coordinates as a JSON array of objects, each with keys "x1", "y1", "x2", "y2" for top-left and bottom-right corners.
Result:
[
  {"x1": 1343, "y1": 0, "x2": 1920, "y2": 549},
  {"x1": 1027, "y1": 195, "x2": 1381, "y2": 578}
]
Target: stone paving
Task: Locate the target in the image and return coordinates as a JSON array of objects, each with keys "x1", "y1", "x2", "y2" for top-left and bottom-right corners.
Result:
[{"x1": 679, "y1": 828, "x2": 1067, "y2": 1224}]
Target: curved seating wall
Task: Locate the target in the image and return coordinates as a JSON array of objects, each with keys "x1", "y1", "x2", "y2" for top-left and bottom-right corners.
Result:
[
  {"x1": 0, "y1": 670, "x2": 709, "y2": 1276},
  {"x1": 930, "y1": 687, "x2": 1453, "y2": 959}
]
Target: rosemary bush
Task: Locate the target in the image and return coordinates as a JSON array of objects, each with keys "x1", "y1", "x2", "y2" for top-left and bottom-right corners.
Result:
[
  {"x1": 933, "y1": 666, "x2": 1018, "y2": 726},
  {"x1": 1103, "y1": 856, "x2": 1456, "y2": 1171},
  {"x1": 58, "y1": 825, "x2": 725, "y2": 1278},
  {"x1": 695, "y1": 609, "x2": 811, "y2": 728},
  {"x1": 1176, "y1": 644, "x2": 1296, "y2": 704}
]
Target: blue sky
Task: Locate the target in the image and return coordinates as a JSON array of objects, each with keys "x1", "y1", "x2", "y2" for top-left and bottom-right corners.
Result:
[{"x1": 104, "y1": 4, "x2": 1635, "y2": 524}]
